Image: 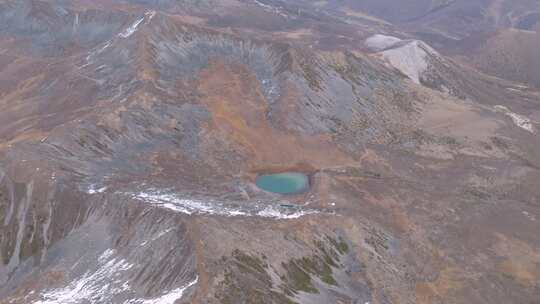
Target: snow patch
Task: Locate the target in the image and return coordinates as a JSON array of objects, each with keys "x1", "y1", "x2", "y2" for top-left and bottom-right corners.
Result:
[
  {"x1": 34, "y1": 250, "x2": 133, "y2": 304},
  {"x1": 96, "y1": 42, "x2": 111, "y2": 54},
  {"x1": 365, "y1": 34, "x2": 402, "y2": 51},
  {"x1": 130, "y1": 190, "x2": 318, "y2": 219},
  {"x1": 139, "y1": 228, "x2": 174, "y2": 246},
  {"x1": 119, "y1": 18, "x2": 144, "y2": 38},
  {"x1": 380, "y1": 40, "x2": 431, "y2": 84},
  {"x1": 125, "y1": 277, "x2": 198, "y2": 304},
  {"x1": 87, "y1": 184, "x2": 107, "y2": 194},
  {"x1": 81, "y1": 41, "x2": 111, "y2": 68},
  {"x1": 73, "y1": 13, "x2": 79, "y2": 33},
  {"x1": 99, "y1": 248, "x2": 115, "y2": 262},
  {"x1": 522, "y1": 211, "x2": 536, "y2": 221},
  {"x1": 254, "y1": 0, "x2": 273, "y2": 10},
  {"x1": 119, "y1": 11, "x2": 156, "y2": 38},
  {"x1": 366, "y1": 34, "x2": 440, "y2": 84},
  {"x1": 134, "y1": 191, "x2": 241, "y2": 216},
  {"x1": 256, "y1": 205, "x2": 317, "y2": 219},
  {"x1": 494, "y1": 105, "x2": 535, "y2": 133},
  {"x1": 144, "y1": 10, "x2": 156, "y2": 21},
  {"x1": 253, "y1": 0, "x2": 288, "y2": 18}
]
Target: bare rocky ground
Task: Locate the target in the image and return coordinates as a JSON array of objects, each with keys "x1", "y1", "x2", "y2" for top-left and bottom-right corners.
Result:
[{"x1": 1, "y1": 0, "x2": 540, "y2": 303}]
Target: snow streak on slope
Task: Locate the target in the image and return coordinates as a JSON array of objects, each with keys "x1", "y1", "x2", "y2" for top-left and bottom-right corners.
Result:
[
  {"x1": 126, "y1": 277, "x2": 198, "y2": 304},
  {"x1": 253, "y1": 0, "x2": 288, "y2": 18},
  {"x1": 494, "y1": 105, "x2": 535, "y2": 133},
  {"x1": 119, "y1": 17, "x2": 144, "y2": 38},
  {"x1": 34, "y1": 250, "x2": 133, "y2": 304},
  {"x1": 139, "y1": 228, "x2": 174, "y2": 247},
  {"x1": 118, "y1": 11, "x2": 155, "y2": 38},
  {"x1": 130, "y1": 189, "x2": 319, "y2": 219}
]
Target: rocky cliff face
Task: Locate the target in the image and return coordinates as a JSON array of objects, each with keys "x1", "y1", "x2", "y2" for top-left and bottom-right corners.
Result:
[{"x1": 1, "y1": 0, "x2": 540, "y2": 303}]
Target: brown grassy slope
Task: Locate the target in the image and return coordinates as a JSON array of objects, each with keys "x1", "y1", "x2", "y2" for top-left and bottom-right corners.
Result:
[{"x1": 463, "y1": 29, "x2": 540, "y2": 88}]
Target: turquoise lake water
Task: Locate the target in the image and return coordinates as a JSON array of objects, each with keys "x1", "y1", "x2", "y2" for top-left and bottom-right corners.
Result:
[{"x1": 255, "y1": 172, "x2": 309, "y2": 194}]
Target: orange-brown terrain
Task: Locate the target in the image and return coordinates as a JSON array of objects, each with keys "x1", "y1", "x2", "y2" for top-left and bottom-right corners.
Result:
[{"x1": 1, "y1": 0, "x2": 540, "y2": 303}]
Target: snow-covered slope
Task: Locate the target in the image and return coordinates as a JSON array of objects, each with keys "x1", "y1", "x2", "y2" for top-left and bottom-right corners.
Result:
[
  {"x1": 364, "y1": 34, "x2": 402, "y2": 51},
  {"x1": 365, "y1": 34, "x2": 441, "y2": 84}
]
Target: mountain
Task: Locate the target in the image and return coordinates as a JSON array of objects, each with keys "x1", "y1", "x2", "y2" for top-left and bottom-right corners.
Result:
[
  {"x1": 454, "y1": 28, "x2": 540, "y2": 89},
  {"x1": 1, "y1": 1, "x2": 540, "y2": 303},
  {"x1": 297, "y1": 0, "x2": 540, "y2": 40}
]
